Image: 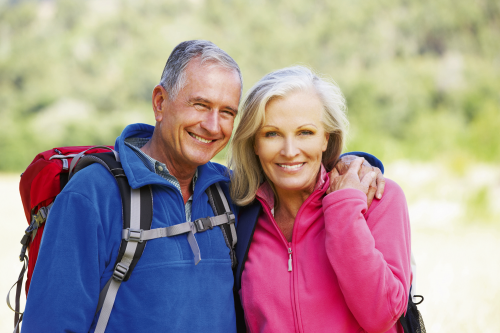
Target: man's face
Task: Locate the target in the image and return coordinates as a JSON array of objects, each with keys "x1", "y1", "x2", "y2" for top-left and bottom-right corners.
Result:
[{"x1": 155, "y1": 58, "x2": 241, "y2": 170}]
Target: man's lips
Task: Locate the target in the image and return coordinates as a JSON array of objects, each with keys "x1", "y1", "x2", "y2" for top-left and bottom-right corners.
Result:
[
  {"x1": 189, "y1": 132, "x2": 214, "y2": 144},
  {"x1": 276, "y1": 163, "x2": 305, "y2": 170}
]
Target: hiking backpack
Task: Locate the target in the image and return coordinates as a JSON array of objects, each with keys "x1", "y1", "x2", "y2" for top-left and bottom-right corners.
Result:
[{"x1": 8, "y1": 145, "x2": 237, "y2": 333}]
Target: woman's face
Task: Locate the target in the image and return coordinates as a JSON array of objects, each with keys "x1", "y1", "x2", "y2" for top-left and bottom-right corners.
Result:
[{"x1": 254, "y1": 89, "x2": 329, "y2": 195}]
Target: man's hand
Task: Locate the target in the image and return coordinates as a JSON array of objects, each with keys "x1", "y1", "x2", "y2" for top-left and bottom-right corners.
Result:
[{"x1": 327, "y1": 156, "x2": 385, "y2": 208}]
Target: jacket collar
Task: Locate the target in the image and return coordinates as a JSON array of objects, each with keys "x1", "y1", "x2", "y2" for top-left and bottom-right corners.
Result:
[{"x1": 115, "y1": 123, "x2": 230, "y2": 194}]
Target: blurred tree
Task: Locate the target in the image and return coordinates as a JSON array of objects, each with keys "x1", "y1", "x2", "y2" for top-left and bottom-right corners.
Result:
[{"x1": 0, "y1": 0, "x2": 498, "y2": 171}]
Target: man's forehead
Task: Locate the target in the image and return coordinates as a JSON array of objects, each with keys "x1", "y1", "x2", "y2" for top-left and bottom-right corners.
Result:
[{"x1": 182, "y1": 60, "x2": 241, "y2": 105}]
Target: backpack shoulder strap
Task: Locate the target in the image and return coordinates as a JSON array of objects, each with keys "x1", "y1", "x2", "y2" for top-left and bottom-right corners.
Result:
[
  {"x1": 234, "y1": 200, "x2": 262, "y2": 290},
  {"x1": 233, "y1": 199, "x2": 262, "y2": 333},
  {"x1": 72, "y1": 151, "x2": 153, "y2": 333},
  {"x1": 72, "y1": 152, "x2": 153, "y2": 281},
  {"x1": 206, "y1": 182, "x2": 238, "y2": 268}
]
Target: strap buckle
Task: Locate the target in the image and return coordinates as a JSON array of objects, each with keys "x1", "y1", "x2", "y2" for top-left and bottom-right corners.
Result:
[
  {"x1": 194, "y1": 217, "x2": 213, "y2": 233},
  {"x1": 225, "y1": 212, "x2": 235, "y2": 225},
  {"x1": 124, "y1": 228, "x2": 143, "y2": 243},
  {"x1": 113, "y1": 263, "x2": 129, "y2": 281}
]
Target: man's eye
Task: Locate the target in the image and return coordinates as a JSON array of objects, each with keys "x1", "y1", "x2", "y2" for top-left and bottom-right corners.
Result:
[
  {"x1": 194, "y1": 103, "x2": 208, "y2": 110},
  {"x1": 221, "y1": 110, "x2": 235, "y2": 117}
]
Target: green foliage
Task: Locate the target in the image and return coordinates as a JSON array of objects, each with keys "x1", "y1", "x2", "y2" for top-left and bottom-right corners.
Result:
[
  {"x1": 0, "y1": 0, "x2": 499, "y2": 171},
  {"x1": 465, "y1": 186, "x2": 497, "y2": 224}
]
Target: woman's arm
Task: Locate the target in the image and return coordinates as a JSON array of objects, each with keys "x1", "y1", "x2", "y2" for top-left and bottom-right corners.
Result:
[{"x1": 323, "y1": 179, "x2": 411, "y2": 333}]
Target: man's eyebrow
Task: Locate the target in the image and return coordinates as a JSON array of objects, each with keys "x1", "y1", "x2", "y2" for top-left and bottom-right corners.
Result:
[{"x1": 189, "y1": 97, "x2": 211, "y2": 105}]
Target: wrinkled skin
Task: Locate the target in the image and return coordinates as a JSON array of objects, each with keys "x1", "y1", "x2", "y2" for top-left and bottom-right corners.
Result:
[{"x1": 327, "y1": 156, "x2": 385, "y2": 208}]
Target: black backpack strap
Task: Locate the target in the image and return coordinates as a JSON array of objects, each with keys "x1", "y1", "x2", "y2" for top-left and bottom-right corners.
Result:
[
  {"x1": 399, "y1": 290, "x2": 426, "y2": 333},
  {"x1": 72, "y1": 152, "x2": 153, "y2": 333},
  {"x1": 206, "y1": 183, "x2": 238, "y2": 268},
  {"x1": 233, "y1": 200, "x2": 262, "y2": 332},
  {"x1": 6, "y1": 256, "x2": 27, "y2": 333}
]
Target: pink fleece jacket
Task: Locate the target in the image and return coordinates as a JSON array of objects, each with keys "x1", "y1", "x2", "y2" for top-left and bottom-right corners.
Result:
[{"x1": 240, "y1": 167, "x2": 412, "y2": 333}]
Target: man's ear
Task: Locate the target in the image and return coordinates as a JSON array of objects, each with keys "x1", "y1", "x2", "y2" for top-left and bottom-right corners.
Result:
[{"x1": 152, "y1": 85, "x2": 168, "y2": 122}]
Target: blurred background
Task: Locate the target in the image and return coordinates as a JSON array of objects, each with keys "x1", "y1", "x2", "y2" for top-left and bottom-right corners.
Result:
[{"x1": 1, "y1": 0, "x2": 499, "y2": 331}]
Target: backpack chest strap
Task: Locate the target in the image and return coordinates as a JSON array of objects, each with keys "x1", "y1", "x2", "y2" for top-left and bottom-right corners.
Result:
[{"x1": 121, "y1": 212, "x2": 236, "y2": 264}]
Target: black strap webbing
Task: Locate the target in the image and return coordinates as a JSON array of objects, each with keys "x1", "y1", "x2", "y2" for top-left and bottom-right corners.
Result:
[
  {"x1": 9, "y1": 256, "x2": 27, "y2": 333},
  {"x1": 206, "y1": 184, "x2": 237, "y2": 268}
]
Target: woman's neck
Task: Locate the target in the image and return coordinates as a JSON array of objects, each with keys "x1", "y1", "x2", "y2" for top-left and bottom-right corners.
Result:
[
  {"x1": 275, "y1": 187, "x2": 312, "y2": 218},
  {"x1": 273, "y1": 186, "x2": 314, "y2": 242}
]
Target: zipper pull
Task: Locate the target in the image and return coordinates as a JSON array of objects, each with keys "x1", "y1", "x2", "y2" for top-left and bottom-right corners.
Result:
[{"x1": 288, "y1": 248, "x2": 293, "y2": 272}]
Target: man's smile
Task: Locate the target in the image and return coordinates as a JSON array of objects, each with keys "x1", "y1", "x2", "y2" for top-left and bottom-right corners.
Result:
[{"x1": 189, "y1": 132, "x2": 214, "y2": 144}]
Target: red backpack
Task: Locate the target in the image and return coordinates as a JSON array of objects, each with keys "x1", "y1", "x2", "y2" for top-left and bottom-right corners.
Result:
[{"x1": 8, "y1": 146, "x2": 114, "y2": 331}]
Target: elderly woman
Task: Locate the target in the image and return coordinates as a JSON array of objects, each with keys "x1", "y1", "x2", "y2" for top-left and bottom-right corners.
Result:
[{"x1": 230, "y1": 66, "x2": 411, "y2": 333}]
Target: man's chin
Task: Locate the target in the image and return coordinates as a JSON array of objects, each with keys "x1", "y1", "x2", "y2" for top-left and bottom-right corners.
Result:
[{"x1": 185, "y1": 153, "x2": 218, "y2": 167}]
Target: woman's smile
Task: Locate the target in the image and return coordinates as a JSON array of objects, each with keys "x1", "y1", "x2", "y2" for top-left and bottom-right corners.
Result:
[{"x1": 276, "y1": 162, "x2": 305, "y2": 171}]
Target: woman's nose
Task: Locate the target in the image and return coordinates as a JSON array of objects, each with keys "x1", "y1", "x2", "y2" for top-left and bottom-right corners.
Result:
[{"x1": 280, "y1": 137, "x2": 300, "y2": 157}]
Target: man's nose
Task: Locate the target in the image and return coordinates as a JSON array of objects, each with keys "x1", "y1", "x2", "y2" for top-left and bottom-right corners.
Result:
[
  {"x1": 280, "y1": 137, "x2": 300, "y2": 158},
  {"x1": 200, "y1": 110, "x2": 220, "y2": 135}
]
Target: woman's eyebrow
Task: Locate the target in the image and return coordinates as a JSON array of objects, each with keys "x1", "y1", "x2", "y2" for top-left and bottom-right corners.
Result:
[
  {"x1": 298, "y1": 123, "x2": 318, "y2": 129},
  {"x1": 261, "y1": 125, "x2": 279, "y2": 129}
]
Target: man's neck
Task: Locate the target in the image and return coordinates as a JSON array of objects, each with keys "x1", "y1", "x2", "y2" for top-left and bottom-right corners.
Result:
[{"x1": 141, "y1": 137, "x2": 196, "y2": 204}]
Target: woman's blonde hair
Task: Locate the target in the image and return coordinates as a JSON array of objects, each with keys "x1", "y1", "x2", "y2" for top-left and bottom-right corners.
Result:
[{"x1": 228, "y1": 66, "x2": 348, "y2": 206}]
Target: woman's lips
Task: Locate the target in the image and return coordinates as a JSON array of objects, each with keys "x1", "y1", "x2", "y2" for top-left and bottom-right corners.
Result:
[{"x1": 276, "y1": 163, "x2": 305, "y2": 170}]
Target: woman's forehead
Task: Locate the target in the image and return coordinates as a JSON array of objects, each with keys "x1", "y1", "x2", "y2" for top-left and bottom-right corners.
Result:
[{"x1": 263, "y1": 91, "x2": 323, "y2": 124}]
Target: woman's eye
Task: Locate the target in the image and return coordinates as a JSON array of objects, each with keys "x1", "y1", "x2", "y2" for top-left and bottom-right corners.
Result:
[
  {"x1": 300, "y1": 130, "x2": 314, "y2": 135},
  {"x1": 264, "y1": 131, "x2": 278, "y2": 137}
]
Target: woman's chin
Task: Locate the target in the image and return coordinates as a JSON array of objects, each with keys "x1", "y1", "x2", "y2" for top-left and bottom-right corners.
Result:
[{"x1": 273, "y1": 180, "x2": 316, "y2": 195}]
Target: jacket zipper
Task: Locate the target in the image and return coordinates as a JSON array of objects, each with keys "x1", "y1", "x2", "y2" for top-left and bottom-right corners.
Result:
[
  {"x1": 288, "y1": 247, "x2": 293, "y2": 272},
  {"x1": 256, "y1": 183, "x2": 327, "y2": 333},
  {"x1": 260, "y1": 202, "x2": 300, "y2": 332}
]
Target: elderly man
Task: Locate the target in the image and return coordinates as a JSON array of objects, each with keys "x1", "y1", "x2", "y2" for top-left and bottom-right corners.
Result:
[
  {"x1": 21, "y1": 40, "x2": 384, "y2": 332},
  {"x1": 22, "y1": 40, "x2": 243, "y2": 332}
]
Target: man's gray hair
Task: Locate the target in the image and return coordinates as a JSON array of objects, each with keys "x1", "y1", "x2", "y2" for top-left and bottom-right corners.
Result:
[{"x1": 160, "y1": 40, "x2": 242, "y2": 100}]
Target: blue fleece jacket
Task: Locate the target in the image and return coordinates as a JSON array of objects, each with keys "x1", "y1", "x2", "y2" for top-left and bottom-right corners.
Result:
[{"x1": 22, "y1": 123, "x2": 238, "y2": 332}]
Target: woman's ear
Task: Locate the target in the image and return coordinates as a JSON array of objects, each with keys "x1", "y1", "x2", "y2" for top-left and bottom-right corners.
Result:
[
  {"x1": 322, "y1": 133, "x2": 330, "y2": 152},
  {"x1": 254, "y1": 142, "x2": 259, "y2": 156}
]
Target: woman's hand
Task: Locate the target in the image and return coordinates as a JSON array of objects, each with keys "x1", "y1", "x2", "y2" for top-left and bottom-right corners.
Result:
[
  {"x1": 327, "y1": 157, "x2": 378, "y2": 206},
  {"x1": 330, "y1": 156, "x2": 385, "y2": 208}
]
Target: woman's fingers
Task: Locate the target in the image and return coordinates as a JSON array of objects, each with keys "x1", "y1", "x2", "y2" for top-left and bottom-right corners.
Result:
[
  {"x1": 326, "y1": 168, "x2": 340, "y2": 194},
  {"x1": 329, "y1": 167, "x2": 340, "y2": 180},
  {"x1": 374, "y1": 167, "x2": 385, "y2": 199},
  {"x1": 328, "y1": 158, "x2": 378, "y2": 201},
  {"x1": 347, "y1": 157, "x2": 365, "y2": 176},
  {"x1": 360, "y1": 170, "x2": 376, "y2": 189},
  {"x1": 366, "y1": 175, "x2": 377, "y2": 208}
]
